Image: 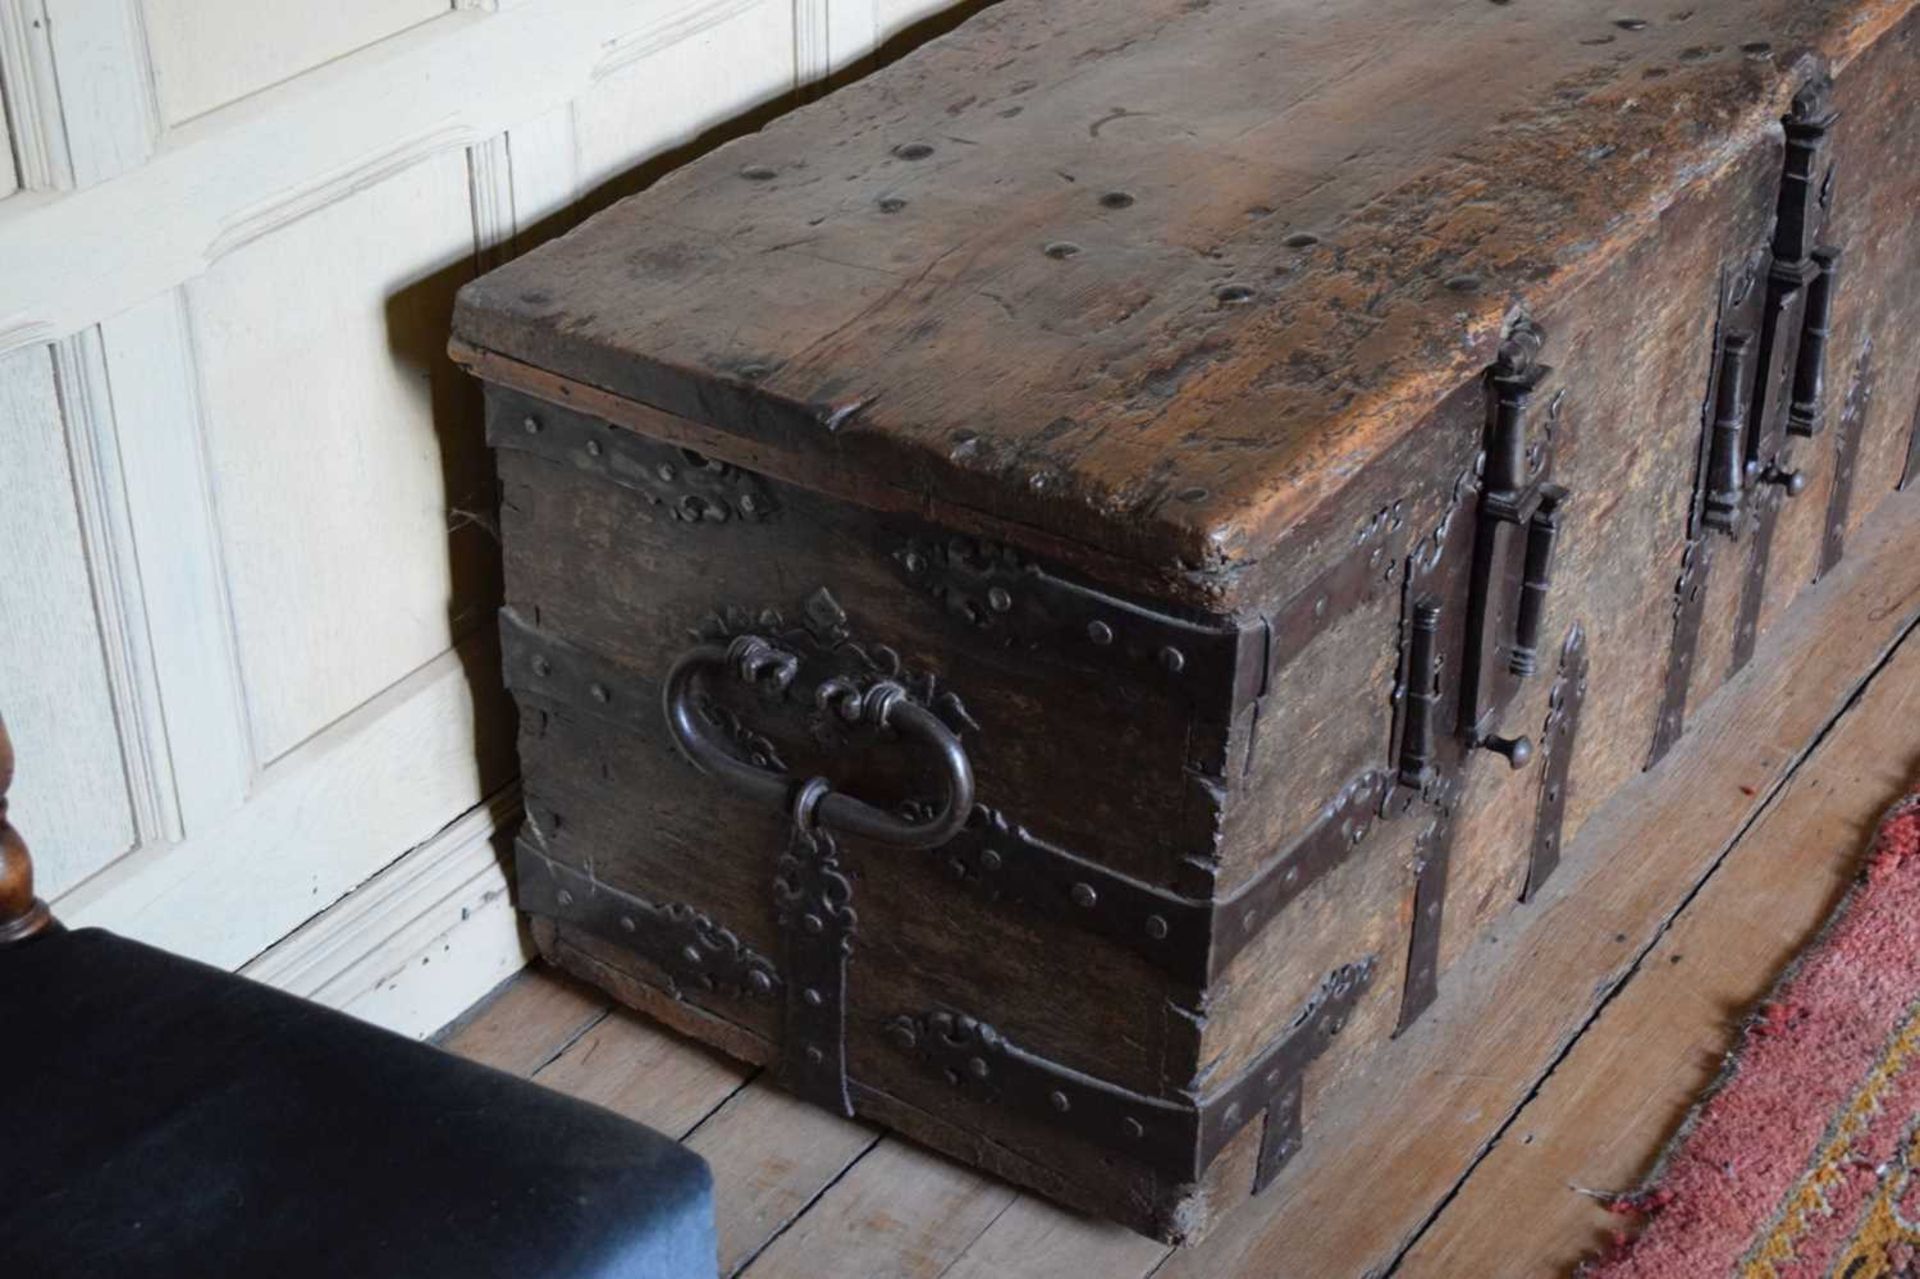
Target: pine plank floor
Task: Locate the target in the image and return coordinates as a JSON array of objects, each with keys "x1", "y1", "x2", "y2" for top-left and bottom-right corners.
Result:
[{"x1": 439, "y1": 493, "x2": 1920, "y2": 1278}]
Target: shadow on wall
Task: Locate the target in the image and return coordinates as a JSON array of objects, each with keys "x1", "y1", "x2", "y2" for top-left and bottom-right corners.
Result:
[{"x1": 382, "y1": 0, "x2": 1007, "y2": 925}]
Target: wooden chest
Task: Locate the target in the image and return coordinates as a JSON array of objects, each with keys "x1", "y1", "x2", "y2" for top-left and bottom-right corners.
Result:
[{"x1": 451, "y1": 0, "x2": 1920, "y2": 1243}]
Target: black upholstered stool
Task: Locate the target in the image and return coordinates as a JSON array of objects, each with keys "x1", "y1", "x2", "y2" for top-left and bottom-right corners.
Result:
[{"x1": 0, "y1": 718, "x2": 715, "y2": 1279}]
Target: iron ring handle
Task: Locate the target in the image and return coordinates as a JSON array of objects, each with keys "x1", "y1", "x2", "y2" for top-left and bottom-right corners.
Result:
[{"x1": 662, "y1": 638, "x2": 974, "y2": 850}]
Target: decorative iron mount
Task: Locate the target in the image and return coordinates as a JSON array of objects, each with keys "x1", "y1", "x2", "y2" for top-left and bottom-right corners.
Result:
[
  {"x1": 886, "y1": 958, "x2": 1375, "y2": 1192},
  {"x1": 1389, "y1": 322, "x2": 1574, "y2": 1029},
  {"x1": 517, "y1": 841, "x2": 781, "y2": 1002},
  {"x1": 1655, "y1": 79, "x2": 1844, "y2": 763},
  {"x1": 1395, "y1": 324, "x2": 1569, "y2": 797},
  {"x1": 501, "y1": 607, "x2": 1393, "y2": 991}
]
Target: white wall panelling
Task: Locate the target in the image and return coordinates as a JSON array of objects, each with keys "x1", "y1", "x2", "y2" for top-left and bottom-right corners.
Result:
[
  {"x1": 141, "y1": 0, "x2": 452, "y2": 127},
  {"x1": 240, "y1": 784, "x2": 524, "y2": 1037},
  {"x1": 1, "y1": 82, "x2": 17, "y2": 196},
  {"x1": 2, "y1": 0, "x2": 965, "y2": 1035},
  {"x1": 97, "y1": 292, "x2": 252, "y2": 831},
  {"x1": 1, "y1": 0, "x2": 825, "y2": 353},
  {"x1": 187, "y1": 147, "x2": 489, "y2": 765},
  {"x1": 40, "y1": 0, "x2": 157, "y2": 184},
  {"x1": 48, "y1": 327, "x2": 178, "y2": 845},
  {"x1": 0, "y1": 344, "x2": 136, "y2": 895},
  {"x1": 0, "y1": 0, "x2": 74, "y2": 191},
  {"x1": 59, "y1": 630, "x2": 514, "y2": 970},
  {"x1": 571, "y1": 0, "x2": 795, "y2": 197}
]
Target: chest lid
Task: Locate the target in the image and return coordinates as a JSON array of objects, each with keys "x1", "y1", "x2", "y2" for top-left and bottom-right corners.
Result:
[{"x1": 451, "y1": 0, "x2": 1887, "y2": 610}]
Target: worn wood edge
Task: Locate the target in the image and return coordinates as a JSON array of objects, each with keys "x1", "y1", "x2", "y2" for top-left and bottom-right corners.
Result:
[
  {"x1": 238, "y1": 785, "x2": 530, "y2": 1039},
  {"x1": 1152, "y1": 489, "x2": 1920, "y2": 1274},
  {"x1": 454, "y1": 338, "x2": 1227, "y2": 608},
  {"x1": 1394, "y1": 635, "x2": 1920, "y2": 1276}
]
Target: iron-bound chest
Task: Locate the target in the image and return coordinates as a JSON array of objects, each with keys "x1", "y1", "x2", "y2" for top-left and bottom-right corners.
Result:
[{"x1": 451, "y1": 0, "x2": 1920, "y2": 1243}]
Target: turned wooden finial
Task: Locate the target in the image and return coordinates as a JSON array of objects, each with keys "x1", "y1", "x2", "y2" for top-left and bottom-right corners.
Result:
[{"x1": 0, "y1": 714, "x2": 55, "y2": 944}]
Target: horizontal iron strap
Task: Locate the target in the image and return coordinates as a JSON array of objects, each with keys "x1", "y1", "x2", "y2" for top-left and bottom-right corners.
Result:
[
  {"x1": 503, "y1": 608, "x2": 1390, "y2": 986},
  {"x1": 518, "y1": 840, "x2": 781, "y2": 1002},
  {"x1": 886, "y1": 958, "x2": 1374, "y2": 1184}
]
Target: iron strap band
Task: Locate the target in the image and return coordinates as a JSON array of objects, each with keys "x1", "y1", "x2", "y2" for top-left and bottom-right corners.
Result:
[
  {"x1": 502, "y1": 607, "x2": 1393, "y2": 989},
  {"x1": 1524, "y1": 624, "x2": 1589, "y2": 901},
  {"x1": 517, "y1": 839, "x2": 781, "y2": 1002},
  {"x1": 883, "y1": 958, "x2": 1375, "y2": 1186}
]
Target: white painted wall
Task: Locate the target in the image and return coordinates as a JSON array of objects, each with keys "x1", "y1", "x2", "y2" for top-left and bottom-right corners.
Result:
[{"x1": 0, "y1": 0, "x2": 965, "y2": 1036}]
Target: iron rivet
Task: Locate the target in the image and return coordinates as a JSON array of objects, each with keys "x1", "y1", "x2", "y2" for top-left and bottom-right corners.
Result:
[
  {"x1": 531, "y1": 656, "x2": 552, "y2": 677},
  {"x1": 888, "y1": 1022, "x2": 917, "y2": 1049},
  {"x1": 803, "y1": 913, "x2": 824, "y2": 934},
  {"x1": 1049, "y1": 1090, "x2": 1071, "y2": 1112},
  {"x1": 1145, "y1": 914, "x2": 1169, "y2": 940},
  {"x1": 1070, "y1": 882, "x2": 1098, "y2": 909},
  {"x1": 1614, "y1": 16, "x2": 1648, "y2": 29},
  {"x1": 748, "y1": 970, "x2": 774, "y2": 995},
  {"x1": 740, "y1": 164, "x2": 777, "y2": 181},
  {"x1": 979, "y1": 849, "x2": 1003, "y2": 873},
  {"x1": 1123, "y1": 1118, "x2": 1145, "y2": 1140},
  {"x1": 682, "y1": 944, "x2": 702, "y2": 964},
  {"x1": 1215, "y1": 283, "x2": 1257, "y2": 305},
  {"x1": 967, "y1": 1056, "x2": 990, "y2": 1080},
  {"x1": 987, "y1": 586, "x2": 1013, "y2": 613},
  {"x1": 619, "y1": 915, "x2": 636, "y2": 933},
  {"x1": 1043, "y1": 241, "x2": 1081, "y2": 260},
  {"x1": 805, "y1": 1046, "x2": 825, "y2": 1065},
  {"x1": 590, "y1": 683, "x2": 610, "y2": 703},
  {"x1": 1159, "y1": 646, "x2": 1186, "y2": 674},
  {"x1": 1099, "y1": 191, "x2": 1135, "y2": 209},
  {"x1": 522, "y1": 415, "x2": 542, "y2": 434},
  {"x1": 803, "y1": 987, "x2": 824, "y2": 1007},
  {"x1": 738, "y1": 494, "x2": 759, "y2": 515},
  {"x1": 1283, "y1": 231, "x2": 1320, "y2": 248},
  {"x1": 947, "y1": 858, "x2": 967, "y2": 880},
  {"x1": 1445, "y1": 274, "x2": 1483, "y2": 293},
  {"x1": 903, "y1": 551, "x2": 927, "y2": 576},
  {"x1": 892, "y1": 142, "x2": 934, "y2": 160},
  {"x1": 1283, "y1": 865, "x2": 1300, "y2": 885},
  {"x1": 1086, "y1": 620, "x2": 1114, "y2": 646},
  {"x1": 585, "y1": 438, "x2": 603, "y2": 457},
  {"x1": 1741, "y1": 40, "x2": 1772, "y2": 57},
  {"x1": 877, "y1": 195, "x2": 907, "y2": 213},
  {"x1": 1223, "y1": 1102, "x2": 1242, "y2": 1126},
  {"x1": 556, "y1": 890, "x2": 574, "y2": 908}
]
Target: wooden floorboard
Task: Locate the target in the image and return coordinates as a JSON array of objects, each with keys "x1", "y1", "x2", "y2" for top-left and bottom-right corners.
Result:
[
  {"x1": 1392, "y1": 634, "x2": 1920, "y2": 1277},
  {"x1": 436, "y1": 963, "x2": 609, "y2": 1076},
  {"x1": 441, "y1": 491, "x2": 1920, "y2": 1277}
]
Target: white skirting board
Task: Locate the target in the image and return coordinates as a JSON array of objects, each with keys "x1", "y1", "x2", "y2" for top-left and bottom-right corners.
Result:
[{"x1": 239, "y1": 784, "x2": 531, "y2": 1039}]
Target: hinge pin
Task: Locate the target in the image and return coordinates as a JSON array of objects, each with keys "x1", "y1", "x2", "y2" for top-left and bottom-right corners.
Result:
[
  {"x1": 1787, "y1": 247, "x2": 1842, "y2": 438},
  {"x1": 1509, "y1": 488, "x2": 1565, "y2": 677},
  {"x1": 1397, "y1": 600, "x2": 1442, "y2": 788},
  {"x1": 1703, "y1": 332, "x2": 1752, "y2": 535}
]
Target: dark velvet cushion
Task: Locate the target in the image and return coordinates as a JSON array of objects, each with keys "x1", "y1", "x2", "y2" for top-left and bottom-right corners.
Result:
[{"x1": 0, "y1": 928, "x2": 714, "y2": 1279}]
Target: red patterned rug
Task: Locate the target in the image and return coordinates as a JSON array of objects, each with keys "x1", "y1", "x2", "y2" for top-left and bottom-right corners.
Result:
[{"x1": 1587, "y1": 791, "x2": 1920, "y2": 1279}]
